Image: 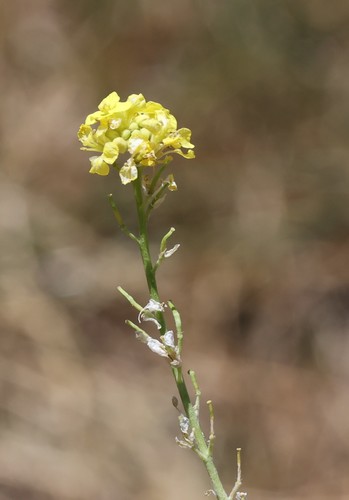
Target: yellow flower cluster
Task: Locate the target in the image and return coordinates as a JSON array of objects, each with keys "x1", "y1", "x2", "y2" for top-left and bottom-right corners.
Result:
[{"x1": 78, "y1": 92, "x2": 195, "y2": 185}]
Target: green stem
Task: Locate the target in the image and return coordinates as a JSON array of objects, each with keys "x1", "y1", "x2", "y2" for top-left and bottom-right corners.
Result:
[
  {"x1": 131, "y1": 170, "x2": 228, "y2": 499},
  {"x1": 107, "y1": 194, "x2": 138, "y2": 242},
  {"x1": 146, "y1": 180, "x2": 170, "y2": 216},
  {"x1": 188, "y1": 404, "x2": 228, "y2": 500},
  {"x1": 117, "y1": 286, "x2": 143, "y2": 312},
  {"x1": 154, "y1": 227, "x2": 176, "y2": 272},
  {"x1": 133, "y1": 174, "x2": 161, "y2": 305},
  {"x1": 168, "y1": 300, "x2": 184, "y2": 354},
  {"x1": 148, "y1": 162, "x2": 167, "y2": 195},
  {"x1": 171, "y1": 366, "x2": 190, "y2": 416},
  {"x1": 133, "y1": 172, "x2": 191, "y2": 412}
]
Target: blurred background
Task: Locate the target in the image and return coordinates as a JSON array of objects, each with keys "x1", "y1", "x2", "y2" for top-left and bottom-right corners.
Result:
[{"x1": 1, "y1": 0, "x2": 349, "y2": 498}]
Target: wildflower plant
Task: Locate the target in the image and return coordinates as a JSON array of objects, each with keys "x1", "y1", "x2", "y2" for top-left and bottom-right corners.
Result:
[{"x1": 78, "y1": 91, "x2": 246, "y2": 499}]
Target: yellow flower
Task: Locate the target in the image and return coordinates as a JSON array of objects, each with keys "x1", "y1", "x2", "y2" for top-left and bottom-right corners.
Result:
[
  {"x1": 78, "y1": 92, "x2": 195, "y2": 185},
  {"x1": 78, "y1": 124, "x2": 102, "y2": 151},
  {"x1": 85, "y1": 92, "x2": 135, "y2": 126},
  {"x1": 162, "y1": 128, "x2": 194, "y2": 149}
]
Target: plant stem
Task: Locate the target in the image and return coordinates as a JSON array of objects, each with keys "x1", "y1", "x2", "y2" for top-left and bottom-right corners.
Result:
[
  {"x1": 133, "y1": 175, "x2": 162, "y2": 308},
  {"x1": 133, "y1": 174, "x2": 193, "y2": 411},
  {"x1": 132, "y1": 170, "x2": 228, "y2": 499}
]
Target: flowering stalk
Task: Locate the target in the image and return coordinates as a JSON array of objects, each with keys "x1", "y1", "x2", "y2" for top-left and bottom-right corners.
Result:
[
  {"x1": 132, "y1": 172, "x2": 193, "y2": 414},
  {"x1": 78, "y1": 92, "x2": 246, "y2": 499}
]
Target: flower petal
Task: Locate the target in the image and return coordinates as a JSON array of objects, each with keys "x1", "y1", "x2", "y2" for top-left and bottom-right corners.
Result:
[
  {"x1": 102, "y1": 141, "x2": 119, "y2": 164},
  {"x1": 164, "y1": 244, "x2": 180, "y2": 258},
  {"x1": 146, "y1": 338, "x2": 168, "y2": 357},
  {"x1": 98, "y1": 91, "x2": 121, "y2": 112},
  {"x1": 119, "y1": 159, "x2": 138, "y2": 185},
  {"x1": 89, "y1": 156, "x2": 110, "y2": 175},
  {"x1": 162, "y1": 330, "x2": 175, "y2": 348}
]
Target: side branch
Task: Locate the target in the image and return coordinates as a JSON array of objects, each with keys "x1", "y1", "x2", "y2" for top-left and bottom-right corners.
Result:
[{"x1": 107, "y1": 194, "x2": 138, "y2": 242}]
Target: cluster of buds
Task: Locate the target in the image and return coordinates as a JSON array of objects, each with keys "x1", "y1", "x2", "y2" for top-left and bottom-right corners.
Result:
[{"x1": 78, "y1": 92, "x2": 195, "y2": 186}]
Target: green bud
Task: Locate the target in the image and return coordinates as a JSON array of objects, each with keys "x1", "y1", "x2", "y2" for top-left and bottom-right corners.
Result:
[{"x1": 122, "y1": 129, "x2": 131, "y2": 140}]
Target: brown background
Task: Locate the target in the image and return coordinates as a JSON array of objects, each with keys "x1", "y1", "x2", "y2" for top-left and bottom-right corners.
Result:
[{"x1": 1, "y1": 1, "x2": 349, "y2": 498}]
